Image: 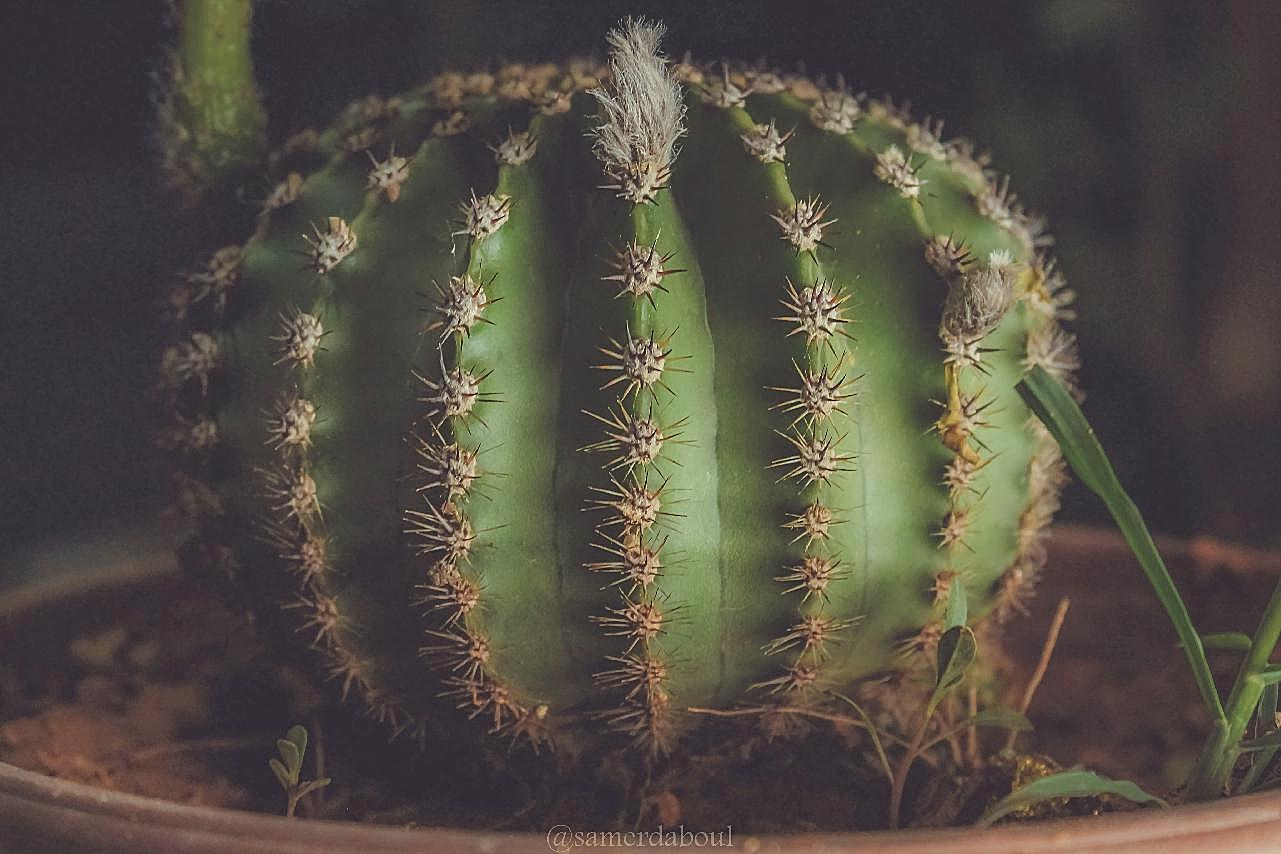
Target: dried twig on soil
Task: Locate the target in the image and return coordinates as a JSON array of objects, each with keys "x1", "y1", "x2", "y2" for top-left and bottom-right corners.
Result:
[{"x1": 1006, "y1": 597, "x2": 1071, "y2": 751}]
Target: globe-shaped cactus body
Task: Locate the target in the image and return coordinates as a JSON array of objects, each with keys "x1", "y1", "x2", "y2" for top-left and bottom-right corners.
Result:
[{"x1": 160, "y1": 20, "x2": 1079, "y2": 753}]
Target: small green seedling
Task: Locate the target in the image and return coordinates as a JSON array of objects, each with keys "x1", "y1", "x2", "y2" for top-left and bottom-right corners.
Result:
[
  {"x1": 268, "y1": 724, "x2": 331, "y2": 818},
  {"x1": 1014, "y1": 365, "x2": 1281, "y2": 811},
  {"x1": 886, "y1": 578, "x2": 1033, "y2": 828},
  {"x1": 977, "y1": 768, "x2": 1167, "y2": 826}
]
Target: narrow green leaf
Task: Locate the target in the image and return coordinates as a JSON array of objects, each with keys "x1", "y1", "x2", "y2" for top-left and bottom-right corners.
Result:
[
  {"x1": 275, "y1": 739, "x2": 300, "y2": 779},
  {"x1": 1015, "y1": 368, "x2": 1112, "y2": 493},
  {"x1": 927, "y1": 626, "x2": 976, "y2": 719},
  {"x1": 1191, "y1": 632, "x2": 1253, "y2": 652},
  {"x1": 829, "y1": 691, "x2": 893, "y2": 783},
  {"x1": 945, "y1": 576, "x2": 968, "y2": 631},
  {"x1": 1017, "y1": 367, "x2": 1224, "y2": 722},
  {"x1": 1257, "y1": 666, "x2": 1281, "y2": 686},
  {"x1": 1238, "y1": 730, "x2": 1281, "y2": 752},
  {"x1": 268, "y1": 758, "x2": 290, "y2": 791},
  {"x1": 296, "y1": 778, "x2": 332, "y2": 798},
  {"x1": 976, "y1": 768, "x2": 1167, "y2": 827}
]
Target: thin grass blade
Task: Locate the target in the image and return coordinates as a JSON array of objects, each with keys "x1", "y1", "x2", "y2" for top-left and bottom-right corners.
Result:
[{"x1": 1017, "y1": 366, "x2": 1224, "y2": 721}]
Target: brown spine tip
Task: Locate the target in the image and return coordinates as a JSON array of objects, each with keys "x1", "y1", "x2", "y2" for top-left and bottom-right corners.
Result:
[
  {"x1": 587, "y1": 475, "x2": 664, "y2": 534},
  {"x1": 924, "y1": 234, "x2": 972, "y2": 283},
  {"x1": 157, "y1": 414, "x2": 220, "y2": 454},
  {"x1": 809, "y1": 88, "x2": 862, "y2": 134},
  {"x1": 752, "y1": 661, "x2": 820, "y2": 695},
  {"x1": 187, "y1": 245, "x2": 244, "y2": 315},
  {"x1": 783, "y1": 501, "x2": 839, "y2": 548},
  {"x1": 586, "y1": 531, "x2": 666, "y2": 594},
  {"x1": 271, "y1": 308, "x2": 325, "y2": 369},
  {"x1": 414, "y1": 363, "x2": 487, "y2": 422},
  {"x1": 594, "y1": 332, "x2": 671, "y2": 398},
  {"x1": 159, "y1": 332, "x2": 219, "y2": 394},
  {"x1": 770, "y1": 198, "x2": 836, "y2": 256},
  {"x1": 405, "y1": 502, "x2": 476, "y2": 564},
  {"x1": 366, "y1": 145, "x2": 412, "y2": 202},
  {"x1": 906, "y1": 117, "x2": 948, "y2": 161},
  {"x1": 775, "y1": 278, "x2": 850, "y2": 348},
  {"x1": 491, "y1": 130, "x2": 539, "y2": 166},
  {"x1": 260, "y1": 464, "x2": 320, "y2": 524},
  {"x1": 265, "y1": 394, "x2": 317, "y2": 452},
  {"x1": 432, "y1": 110, "x2": 472, "y2": 138},
  {"x1": 873, "y1": 145, "x2": 925, "y2": 199},
  {"x1": 769, "y1": 428, "x2": 853, "y2": 488},
  {"x1": 604, "y1": 238, "x2": 682, "y2": 301},
  {"x1": 430, "y1": 273, "x2": 493, "y2": 344},
  {"x1": 775, "y1": 554, "x2": 846, "y2": 604},
  {"x1": 304, "y1": 217, "x2": 358, "y2": 274},
  {"x1": 764, "y1": 614, "x2": 858, "y2": 657},
  {"x1": 262, "y1": 172, "x2": 304, "y2": 214},
  {"x1": 700, "y1": 65, "x2": 750, "y2": 108},
  {"x1": 740, "y1": 119, "x2": 791, "y2": 164},
  {"x1": 453, "y1": 191, "x2": 511, "y2": 241},
  {"x1": 414, "y1": 436, "x2": 480, "y2": 499},
  {"x1": 592, "y1": 596, "x2": 665, "y2": 651}
]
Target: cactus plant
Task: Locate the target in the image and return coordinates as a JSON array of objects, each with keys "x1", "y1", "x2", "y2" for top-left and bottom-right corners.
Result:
[{"x1": 160, "y1": 16, "x2": 1079, "y2": 757}]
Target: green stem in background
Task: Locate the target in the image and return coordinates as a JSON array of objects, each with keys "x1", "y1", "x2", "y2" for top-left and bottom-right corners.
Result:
[{"x1": 162, "y1": 0, "x2": 266, "y2": 201}]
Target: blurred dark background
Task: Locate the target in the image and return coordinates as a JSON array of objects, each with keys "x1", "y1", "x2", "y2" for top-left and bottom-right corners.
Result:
[{"x1": 3, "y1": 0, "x2": 1280, "y2": 580}]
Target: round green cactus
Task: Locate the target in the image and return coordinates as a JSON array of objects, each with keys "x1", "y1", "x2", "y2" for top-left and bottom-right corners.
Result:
[{"x1": 160, "y1": 19, "x2": 1079, "y2": 753}]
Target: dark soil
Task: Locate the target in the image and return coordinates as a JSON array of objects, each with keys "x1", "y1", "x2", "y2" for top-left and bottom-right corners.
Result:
[{"x1": 2, "y1": 526, "x2": 1277, "y2": 831}]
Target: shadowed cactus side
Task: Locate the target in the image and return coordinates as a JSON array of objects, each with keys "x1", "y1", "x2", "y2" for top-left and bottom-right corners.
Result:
[{"x1": 160, "y1": 18, "x2": 1079, "y2": 756}]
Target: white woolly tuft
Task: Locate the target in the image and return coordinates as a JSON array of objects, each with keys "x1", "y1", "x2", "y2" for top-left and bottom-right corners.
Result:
[{"x1": 589, "y1": 18, "x2": 686, "y2": 202}]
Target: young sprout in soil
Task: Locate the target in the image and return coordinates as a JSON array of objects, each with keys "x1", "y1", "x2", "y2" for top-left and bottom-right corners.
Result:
[
  {"x1": 977, "y1": 769, "x2": 1166, "y2": 827},
  {"x1": 1018, "y1": 365, "x2": 1281, "y2": 804},
  {"x1": 268, "y1": 724, "x2": 331, "y2": 818},
  {"x1": 884, "y1": 578, "x2": 1034, "y2": 828}
]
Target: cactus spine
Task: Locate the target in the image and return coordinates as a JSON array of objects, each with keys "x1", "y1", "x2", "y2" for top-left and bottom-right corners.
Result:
[{"x1": 161, "y1": 19, "x2": 1078, "y2": 753}]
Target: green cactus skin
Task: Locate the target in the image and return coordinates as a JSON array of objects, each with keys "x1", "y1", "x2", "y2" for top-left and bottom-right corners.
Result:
[
  {"x1": 158, "y1": 0, "x2": 268, "y2": 203},
  {"x1": 160, "y1": 20, "x2": 1078, "y2": 752}
]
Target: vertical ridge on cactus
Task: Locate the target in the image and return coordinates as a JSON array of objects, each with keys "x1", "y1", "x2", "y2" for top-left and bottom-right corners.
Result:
[{"x1": 161, "y1": 18, "x2": 1078, "y2": 755}]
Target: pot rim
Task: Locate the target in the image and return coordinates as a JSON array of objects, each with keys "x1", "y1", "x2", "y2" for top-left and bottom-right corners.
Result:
[
  {"x1": 2, "y1": 756, "x2": 1281, "y2": 853},
  {"x1": 3, "y1": 524, "x2": 1281, "y2": 853}
]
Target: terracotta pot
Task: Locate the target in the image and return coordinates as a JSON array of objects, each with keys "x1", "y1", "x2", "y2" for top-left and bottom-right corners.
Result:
[{"x1": 3, "y1": 526, "x2": 1281, "y2": 853}]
